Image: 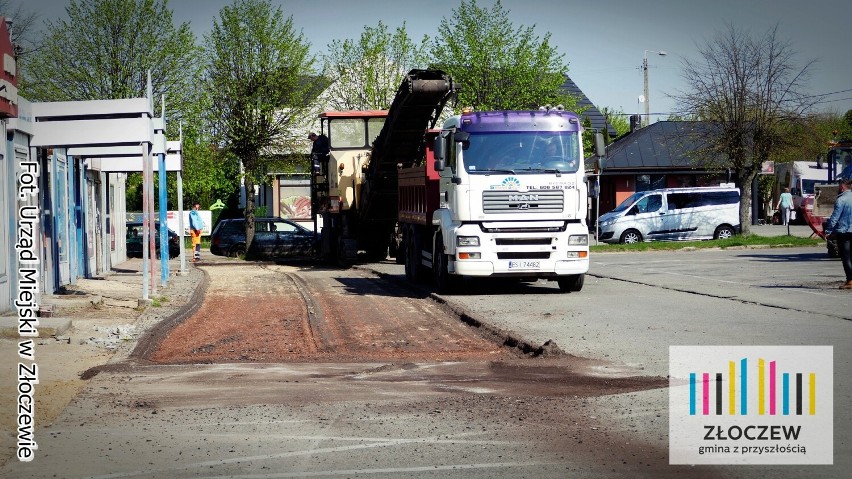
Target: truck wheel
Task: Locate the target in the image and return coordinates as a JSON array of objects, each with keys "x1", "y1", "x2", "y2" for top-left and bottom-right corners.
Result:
[
  {"x1": 391, "y1": 233, "x2": 404, "y2": 264},
  {"x1": 557, "y1": 274, "x2": 584, "y2": 293},
  {"x1": 365, "y1": 243, "x2": 388, "y2": 262},
  {"x1": 433, "y1": 234, "x2": 460, "y2": 293},
  {"x1": 336, "y1": 238, "x2": 351, "y2": 268},
  {"x1": 405, "y1": 229, "x2": 424, "y2": 282},
  {"x1": 321, "y1": 225, "x2": 335, "y2": 263}
]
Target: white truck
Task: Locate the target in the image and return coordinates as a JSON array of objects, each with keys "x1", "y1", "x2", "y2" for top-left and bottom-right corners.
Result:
[
  {"x1": 774, "y1": 161, "x2": 832, "y2": 224},
  {"x1": 311, "y1": 69, "x2": 597, "y2": 292}
]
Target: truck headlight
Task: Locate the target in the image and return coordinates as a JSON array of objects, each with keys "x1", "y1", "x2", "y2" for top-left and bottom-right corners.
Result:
[
  {"x1": 568, "y1": 234, "x2": 589, "y2": 246},
  {"x1": 457, "y1": 236, "x2": 480, "y2": 247}
]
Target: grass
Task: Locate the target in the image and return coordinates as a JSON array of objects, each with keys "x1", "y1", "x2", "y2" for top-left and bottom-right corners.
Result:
[
  {"x1": 151, "y1": 295, "x2": 169, "y2": 308},
  {"x1": 184, "y1": 237, "x2": 212, "y2": 249},
  {"x1": 590, "y1": 234, "x2": 824, "y2": 253}
]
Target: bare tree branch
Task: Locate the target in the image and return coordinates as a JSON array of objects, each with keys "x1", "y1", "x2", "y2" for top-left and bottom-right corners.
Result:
[{"x1": 673, "y1": 23, "x2": 819, "y2": 234}]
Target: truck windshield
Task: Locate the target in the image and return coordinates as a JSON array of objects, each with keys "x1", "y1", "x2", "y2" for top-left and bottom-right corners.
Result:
[{"x1": 462, "y1": 131, "x2": 580, "y2": 174}]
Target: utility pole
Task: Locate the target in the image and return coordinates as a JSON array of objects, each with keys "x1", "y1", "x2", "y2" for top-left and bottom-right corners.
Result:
[{"x1": 643, "y1": 50, "x2": 667, "y2": 127}]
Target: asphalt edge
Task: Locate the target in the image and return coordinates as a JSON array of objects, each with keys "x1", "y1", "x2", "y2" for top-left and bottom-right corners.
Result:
[
  {"x1": 79, "y1": 266, "x2": 211, "y2": 379},
  {"x1": 359, "y1": 265, "x2": 566, "y2": 358},
  {"x1": 128, "y1": 266, "x2": 211, "y2": 362}
]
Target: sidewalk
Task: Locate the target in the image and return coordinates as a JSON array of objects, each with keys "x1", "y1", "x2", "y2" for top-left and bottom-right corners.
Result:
[
  {"x1": 0, "y1": 255, "x2": 207, "y2": 464},
  {"x1": 748, "y1": 223, "x2": 817, "y2": 238}
]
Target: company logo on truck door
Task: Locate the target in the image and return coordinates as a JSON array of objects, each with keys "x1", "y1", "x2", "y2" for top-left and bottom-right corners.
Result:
[{"x1": 489, "y1": 177, "x2": 522, "y2": 190}]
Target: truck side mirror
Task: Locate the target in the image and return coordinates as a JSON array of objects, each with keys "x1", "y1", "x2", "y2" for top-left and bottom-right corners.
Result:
[
  {"x1": 594, "y1": 132, "x2": 606, "y2": 158},
  {"x1": 433, "y1": 135, "x2": 445, "y2": 162},
  {"x1": 433, "y1": 135, "x2": 446, "y2": 171}
]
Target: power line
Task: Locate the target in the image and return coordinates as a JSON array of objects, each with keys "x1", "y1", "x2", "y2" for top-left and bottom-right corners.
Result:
[
  {"x1": 804, "y1": 88, "x2": 852, "y2": 99},
  {"x1": 813, "y1": 96, "x2": 852, "y2": 105}
]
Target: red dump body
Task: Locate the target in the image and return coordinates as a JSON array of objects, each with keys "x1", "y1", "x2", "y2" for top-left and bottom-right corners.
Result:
[{"x1": 398, "y1": 130, "x2": 441, "y2": 226}]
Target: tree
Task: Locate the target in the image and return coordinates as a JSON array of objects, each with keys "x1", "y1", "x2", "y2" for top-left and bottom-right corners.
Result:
[
  {"x1": 21, "y1": 0, "x2": 201, "y2": 127},
  {"x1": 323, "y1": 21, "x2": 428, "y2": 110},
  {"x1": 774, "y1": 112, "x2": 847, "y2": 164},
  {"x1": 674, "y1": 24, "x2": 819, "y2": 234},
  {"x1": 600, "y1": 107, "x2": 630, "y2": 140},
  {"x1": 20, "y1": 0, "x2": 215, "y2": 213},
  {"x1": 0, "y1": 0, "x2": 39, "y2": 58},
  {"x1": 203, "y1": 0, "x2": 314, "y2": 251},
  {"x1": 842, "y1": 109, "x2": 852, "y2": 139},
  {"x1": 430, "y1": 0, "x2": 574, "y2": 111}
]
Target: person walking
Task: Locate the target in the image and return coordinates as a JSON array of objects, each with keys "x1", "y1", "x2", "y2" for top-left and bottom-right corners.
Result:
[
  {"x1": 776, "y1": 187, "x2": 794, "y2": 226},
  {"x1": 824, "y1": 178, "x2": 852, "y2": 289},
  {"x1": 189, "y1": 203, "x2": 205, "y2": 262}
]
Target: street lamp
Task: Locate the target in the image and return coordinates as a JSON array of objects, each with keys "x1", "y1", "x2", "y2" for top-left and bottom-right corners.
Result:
[{"x1": 643, "y1": 49, "x2": 667, "y2": 127}]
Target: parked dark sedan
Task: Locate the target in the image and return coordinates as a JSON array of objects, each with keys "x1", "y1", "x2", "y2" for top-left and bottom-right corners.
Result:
[
  {"x1": 210, "y1": 217, "x2": 317, "y2": 258},
  {"x1": 126, "y1": 222, "x2": 181, "y2": 259}
]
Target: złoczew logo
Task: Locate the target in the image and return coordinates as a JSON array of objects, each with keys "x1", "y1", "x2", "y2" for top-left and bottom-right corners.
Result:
[{"x1": 669, "y1": 346, "x2": 833, "y2": 465}]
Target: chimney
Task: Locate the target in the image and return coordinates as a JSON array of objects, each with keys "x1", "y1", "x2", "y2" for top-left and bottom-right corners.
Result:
[{"x1": 629, "y1": 114, "x2": 640, "y2": 133}]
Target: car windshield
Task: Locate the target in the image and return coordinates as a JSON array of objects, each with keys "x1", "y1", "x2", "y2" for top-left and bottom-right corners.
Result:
[
  {"x1": 462, "y1": 131, "x2": 580, "y2": 174},
  {"x1": 610, "y1": 192, "x2": 645, "y2": 213}
]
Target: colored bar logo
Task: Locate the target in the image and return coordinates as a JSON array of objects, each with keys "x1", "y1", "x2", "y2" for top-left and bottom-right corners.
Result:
[{"x1": 687, "y1": 357, "x2": 816, "y2": 416}]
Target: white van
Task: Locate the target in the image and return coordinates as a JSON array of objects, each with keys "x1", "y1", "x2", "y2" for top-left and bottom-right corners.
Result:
[{"x1": 597, "y1": 187, "x2": 741, "y2": 244}]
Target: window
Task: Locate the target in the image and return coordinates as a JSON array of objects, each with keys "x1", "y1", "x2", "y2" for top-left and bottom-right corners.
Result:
[
  {"x1": 634, "y1": 194, "x2": 662, "y2": 213},
  {"x1": 221, "y1": 221, "x2": 242, "y2": 234},
  {"x1": 329, "y1": 119, "x2": 368, "y2": 148},
  {"x1": 273, "y1": 221, "x2": 299, "y2": 233},
  {"x1": 447, "y1": 131, "x2": 457, "y2": 172},
  {"x1": 667, "y1": 193, "x2": 691, "y2": 210},
  {"x1": 636, "y1": 174, "x2": 666, "y2": 192},
  {"x1": 255, "y1": 221, "x2": 271, "y2": 233},
  {"x1": 670, "y1": 175, "x2": 696, "y2": 188},
  {"x1": 667, "y1": 191, "x2": 739, "y2": 210},
  {"x1": 367, "y1": 118, "x2": 385, "y2": 146},
  {"x1": 327, "y1": 117, "x2": 386, "y2": 149},
  {"x1": 698, "y1": 191, "x2": 739, "y2": 206}
]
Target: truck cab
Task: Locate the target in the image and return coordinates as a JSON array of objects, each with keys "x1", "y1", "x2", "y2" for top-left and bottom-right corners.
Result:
[{"x1": 427, "y1": 107, "x2": 590, "y2": 291}]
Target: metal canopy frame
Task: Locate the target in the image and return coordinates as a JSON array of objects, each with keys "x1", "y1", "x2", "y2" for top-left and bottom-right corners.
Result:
[{"x1": 30, "y1": 91, "x2": 185, "y2": 302}]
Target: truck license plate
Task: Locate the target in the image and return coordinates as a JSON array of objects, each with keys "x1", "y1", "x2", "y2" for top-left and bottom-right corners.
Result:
[{"x1": 508, "y1": 260, "x2": 539, "y2": 270}]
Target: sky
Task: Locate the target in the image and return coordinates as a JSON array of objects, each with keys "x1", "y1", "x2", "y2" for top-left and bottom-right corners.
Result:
[{"x1": 18, "y1": 0, "x2": 852, "y2": 123}]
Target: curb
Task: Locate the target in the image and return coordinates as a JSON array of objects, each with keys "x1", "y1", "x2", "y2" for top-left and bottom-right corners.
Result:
[
  {"x1": 129, "y1": 267, "x2": 211, "y2": 362},
  {"x1": 79, "y1": 266, "x2": 211, "y2": 379}
]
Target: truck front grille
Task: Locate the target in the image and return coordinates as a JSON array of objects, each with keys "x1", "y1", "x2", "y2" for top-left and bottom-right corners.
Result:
[{"x1": 483, "y1": 190, "x2": 564, "y2": 214}]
